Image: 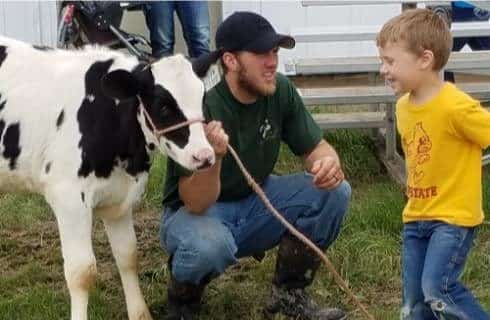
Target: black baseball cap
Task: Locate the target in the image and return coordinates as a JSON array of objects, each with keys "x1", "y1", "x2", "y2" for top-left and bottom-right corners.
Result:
[
  {"x1": 191, "y1": 11, "x2": 295, "y2": 77},
  {"x1": 215, "y1": 11, "x2": 295, "y2": 53}
]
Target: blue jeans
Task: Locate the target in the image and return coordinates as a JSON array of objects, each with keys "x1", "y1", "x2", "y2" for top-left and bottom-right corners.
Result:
[
  {"x1": 452, "y1": 1, "x2": 490, "y2": 54},
  {"x1": 160, "y1": 173, "x2": 351, "y2": 284},
  {"x1": 144, "y1": 1, "x2": 210, "y2": 58},
  {"x1": 402, "y1": 221, "x2": 489, "y2": 320}
]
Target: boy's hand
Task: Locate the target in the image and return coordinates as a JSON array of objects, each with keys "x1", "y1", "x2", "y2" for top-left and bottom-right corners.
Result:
[
  {"x1": 310, "y1": 156, "x2": 344, "y2": 190},
  {"x1": 204, "y1": 121, "x2": 228, "y2": 159}
]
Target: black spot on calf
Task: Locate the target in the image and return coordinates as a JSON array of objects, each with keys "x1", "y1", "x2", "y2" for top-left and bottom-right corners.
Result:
[
  {"x1": 140, "y1": 85, "x2": 190, "y2": 149},
  {"x1": 77, "y1": 59, "x2": 150, "y2": 178},
  {"x1": 81, "y1": 192, "x2": 85, "y2": 203},
  {"x1": 0, "y1": 119, "x2": 5, "y2": 139},
  {"x1": 56, "y1": 109, "x2": 64, "y2": 129},
  {"x1": 0, "y1": 46, "x2": 6, "y2": 68},
  {"x1": 0, "y1": 100, "x2": 5, "y2": 112},
  {"x1": 45, "y1": 162, "x2": 51, "y2": 173},
  {"x1": 3, "y1": 123, "x2": 21, "y2": 170}
]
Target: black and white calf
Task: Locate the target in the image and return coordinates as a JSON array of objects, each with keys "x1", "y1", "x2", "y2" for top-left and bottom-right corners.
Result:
[{"x1": 0, "y1": 36, "x2": 215, "y2": 320}]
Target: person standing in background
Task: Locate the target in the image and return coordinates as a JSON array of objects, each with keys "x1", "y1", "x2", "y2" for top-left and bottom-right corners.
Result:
[{"x1": 144, "y1": 1, "x2": 210, "y2": 59}]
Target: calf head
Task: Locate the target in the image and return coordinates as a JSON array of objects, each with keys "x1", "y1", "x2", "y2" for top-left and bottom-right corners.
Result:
[{"x1": 102, "y1": 55, "x2": 215, "y2": 171}]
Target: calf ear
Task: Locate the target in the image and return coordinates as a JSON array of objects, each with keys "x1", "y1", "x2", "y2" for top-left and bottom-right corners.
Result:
[
  {"x1": 101, "y1": 70, "x2": 139, "y2": 99},
  {"x1": 192, "y1": 49, "x2": 223, "y2": 78}
]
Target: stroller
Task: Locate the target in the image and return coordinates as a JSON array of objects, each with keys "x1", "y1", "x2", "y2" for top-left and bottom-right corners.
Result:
[
  {"x1": 57, "y1": 1, "x2": 151, "y2": 61},
  {"x1": 57, "y1": 1, "x2": 225, "y2": 92}
]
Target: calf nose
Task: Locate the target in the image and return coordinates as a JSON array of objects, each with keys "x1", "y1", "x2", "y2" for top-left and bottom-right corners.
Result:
[{"x1": 192, "y1": 148, "x2": 215, "y2": 169}]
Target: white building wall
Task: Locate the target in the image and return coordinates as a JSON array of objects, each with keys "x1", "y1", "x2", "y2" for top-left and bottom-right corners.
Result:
[
  {"x1": 0, "y1": 1, "x2": 402, "y2": 69},
  {"x1": 0, "y1": 1, "x2": 57, "y2": 46},
  {"x1": 222, "y1": 1, "x2": 402, "y2": 72}
]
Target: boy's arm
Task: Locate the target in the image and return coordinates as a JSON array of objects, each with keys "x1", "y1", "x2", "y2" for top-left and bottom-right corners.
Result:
[{"x1": 450, "y1": 100, "x2": 490, "y2": 148}]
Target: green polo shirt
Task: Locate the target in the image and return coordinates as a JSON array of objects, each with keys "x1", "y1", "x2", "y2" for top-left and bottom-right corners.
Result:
[{"x1": 162, "y1": 73, "x2": 322, "y2": 210}]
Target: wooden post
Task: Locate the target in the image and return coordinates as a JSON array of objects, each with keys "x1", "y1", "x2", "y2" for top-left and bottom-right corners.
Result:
[
  {"x1": 368, "y1": 72, "x2": 379, "y2": 138},
  {"x1": 483, "y1": 154, "x2": 490, "y2": 166},
  {"x1": 385, "y1": 103, "x2": 396, "y2": 160},
  {"x1": 380, "y1": 102, "x2": 406, "y2": 185}
]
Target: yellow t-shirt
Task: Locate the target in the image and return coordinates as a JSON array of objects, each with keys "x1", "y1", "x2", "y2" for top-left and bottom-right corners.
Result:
[{"x1": 396, "y1": 82, "x2": 490, "y2": 227}]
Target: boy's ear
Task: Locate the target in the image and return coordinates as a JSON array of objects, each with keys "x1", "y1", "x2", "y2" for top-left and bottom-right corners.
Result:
[{"x1": 420, "y1": 49, "x2": 435, "y2": 70}]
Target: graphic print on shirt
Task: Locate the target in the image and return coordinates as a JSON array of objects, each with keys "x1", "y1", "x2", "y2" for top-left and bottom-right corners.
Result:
[
  {"x1": 403, "y1": 122, "x2": 438, "y2": 199},
  {"x1": 404, "y1": 122, "x2": 432, "y2": 184},
  {"x1": 258, "y1": 118, "x2": 275, "y2": 142}
]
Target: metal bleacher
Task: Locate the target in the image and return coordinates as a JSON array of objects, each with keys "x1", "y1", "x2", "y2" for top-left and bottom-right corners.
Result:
[
  {"x1": 287, "y1": 50, "x2": 490, "y2": 75},
  {"x1": 288, "y1": 1, "x2": 490, "y2": 182},
  {"x1": 290, "y1": 21, "x2": 490, "y2": 44}
]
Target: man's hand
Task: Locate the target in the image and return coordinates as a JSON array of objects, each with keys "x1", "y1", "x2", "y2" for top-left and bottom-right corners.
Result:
[
  {"x1": 309, "y1": 156, "x2": 344, "y2": 190},
  {"x1": 179, "y1": 121, "x2": 227, "y2": 214},
  {"x1": 205, "y1": 121, "x2": 229, "y2": 159}
]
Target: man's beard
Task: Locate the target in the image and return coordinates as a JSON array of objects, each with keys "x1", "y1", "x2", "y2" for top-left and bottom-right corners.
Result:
[{"x1": 237, "y1": 68, "x2": 276, "y2": 97}]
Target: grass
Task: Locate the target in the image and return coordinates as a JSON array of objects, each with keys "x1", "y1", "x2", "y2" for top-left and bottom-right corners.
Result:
[{"x1": 0, "y1": 129, "x2": 489, "y2": 319}]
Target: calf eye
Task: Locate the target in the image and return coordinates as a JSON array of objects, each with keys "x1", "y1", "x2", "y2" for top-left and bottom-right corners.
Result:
[{"x1": 160, "y1": 106, "x2": 171, "y2": 118}]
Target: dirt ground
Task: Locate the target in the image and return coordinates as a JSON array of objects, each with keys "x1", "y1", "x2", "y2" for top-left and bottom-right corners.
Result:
[{"x1": 0, "y1": 210, "x2": 163, "y2": 283}]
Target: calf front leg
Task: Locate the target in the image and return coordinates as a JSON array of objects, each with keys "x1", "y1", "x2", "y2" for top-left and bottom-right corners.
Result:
[
  {"x1": 102, "y1": 209, "x2": 152, "y2": 320},
  {"x1": 47, "y1": 190, "x2": 96, "y2": 320}
]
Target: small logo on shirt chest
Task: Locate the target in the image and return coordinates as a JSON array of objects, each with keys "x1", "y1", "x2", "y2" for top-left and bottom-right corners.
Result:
[{"x1": 259, "y1": 119, "x2": 275, "y2": 141}]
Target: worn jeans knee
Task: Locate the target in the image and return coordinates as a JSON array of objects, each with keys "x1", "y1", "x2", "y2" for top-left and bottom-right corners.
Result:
[
  {"x1": 422, "y1": 283, "x2": 474, "y2": 320},
  {"x1": 161, "y1": 208, "x2": 238, "y2": 284},
  {"x1": 401, "y1": 302, "x2": 437, "y2": 320},
  {"x1": 422, "y1": 283, "x2": 463, "y2": 320}
]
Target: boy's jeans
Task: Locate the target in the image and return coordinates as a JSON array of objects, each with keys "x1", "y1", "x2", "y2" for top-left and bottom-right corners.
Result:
[
  {"x1": 402, "y1": 221, "x2": 489, "y2": 320},
  {"x1": 160, "y1": 173, "x2": 351, "y2": 284},
  {"x1": 144, "y1": 1, "x2": 210, "y2": 58}
]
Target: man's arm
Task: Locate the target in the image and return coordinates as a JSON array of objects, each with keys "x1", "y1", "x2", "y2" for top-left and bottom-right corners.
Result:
[
  {"x1": 179, "y1": 160, "x2": 222, "y2": 214},
  {"x1": 179, "y1": 121, "x2": 228, "y2": 214},
  {"x1": 302, "y1": 139, "x2": 344, "y2": 190}
]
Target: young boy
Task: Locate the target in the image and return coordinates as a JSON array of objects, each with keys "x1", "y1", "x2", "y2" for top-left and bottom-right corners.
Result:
[{"x1": 377, "y1": 8, "x2": 490, "y2": 320}]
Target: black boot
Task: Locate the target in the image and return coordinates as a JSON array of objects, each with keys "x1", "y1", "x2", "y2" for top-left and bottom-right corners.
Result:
[
  {"x1": 165, "y1": 274, "x2": 206, "y2": 320},
  {"x1": 264, "y1": 234, "x2": 347, "y2": 320}
]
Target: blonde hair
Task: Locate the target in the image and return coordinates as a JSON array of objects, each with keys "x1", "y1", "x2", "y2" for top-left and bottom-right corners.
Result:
[{"x1": 376, "y1": 8, "x2": 453, "y2": 71}]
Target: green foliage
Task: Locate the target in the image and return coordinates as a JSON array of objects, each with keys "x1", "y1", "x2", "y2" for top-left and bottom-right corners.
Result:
[
  {"x1": 324, "y1": 129, "x2": 385, "y2": 183},
  {"x1": 142, "y1": 154, "x2": 167, "y2": 209},
  {"x1": 0, "y1": 193, "x2": 51, "y2": 229}
]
